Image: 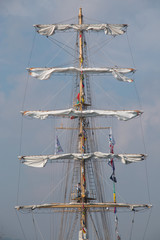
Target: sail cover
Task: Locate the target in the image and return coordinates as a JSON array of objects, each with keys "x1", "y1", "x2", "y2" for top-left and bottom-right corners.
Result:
[
  {"x1": 34, "y1": 24, "x2": 128, "y2": 37},
  {"x1": 21, "y1": 109, "x2": 142, "y2": 121},
  {"x1": 19, "y1": 152, "x2": 147, "y2": 168},
  {"x1": 27, "y1": 67, "x2": 135, "y2": 82}
]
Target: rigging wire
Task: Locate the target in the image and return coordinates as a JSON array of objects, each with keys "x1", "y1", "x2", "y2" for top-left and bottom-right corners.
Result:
[
  {"x1": 40, "y1": 166, "x2": 74, "y2": 204},
  {"x1": 139, "y1": 116, "x2": 151, "y2": 203},
  {"x1": 47, "y1": 33, "x2": 78, "y2": 65},
  {"x1": 129, "y1": 211, "x2": 135, "y2": 240},
  {"x1": 88, "y1": 36, "x2": 115, "y2": 64},
  {"x1": 85, "y1": 32, "x2": 116, "y2": 67},
  {"x1": 142, "y1": 207, "x2": 152, "y2": 240},
  {"x1": 21, "y1": 30, "x2": 37, "y2": 111},
  {"x1": 84, "y1": 16, "x2": 112, "y2": 24},
  {"x1": 15, "y1": 211, "x2": 28, "y2": 240},
  {"x1": 126, "y1": 32, "x2": 136, "y2": 69},
  {"x1": 32, "y1": 212, "x2": 38, "y2": 240},
  {"x1": 88, "y1": 211, "x2": 101, "y2": 240},
  {"x1": 126, "y1": 30, "x2": 152, "y2": 240},
  {"x1": 54, "y1": 16, "x2": 77, "y2": 25},
  {"x1": 126, "y1": 31, "x2": 151, "y2": 203},
  {"x1": 58, "y1": 161, "x2": 74, "y2": 240},
  {"x1": 93, "y1": 160, "x2": 113, "y2": 240},
  {"x1": 17, "y1": 30, "x2": 36, "y2": 205},
  {"x1": 50, "y1": 35, "x2": 79, "y2": 56},
  {"x1": 41, "y1": 78, "x2": 72, "y2": 113},
  {"x1": 31, "y1": 214, "x2": 45, "y2": 240},
  {"x1": 91, "y1": 78, "x2": 122, "y2": 109}
]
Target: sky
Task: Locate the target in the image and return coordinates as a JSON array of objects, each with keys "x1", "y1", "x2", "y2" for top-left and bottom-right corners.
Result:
[{"x1": 0, "y1": 0, "x2": 160, "y2": 239}]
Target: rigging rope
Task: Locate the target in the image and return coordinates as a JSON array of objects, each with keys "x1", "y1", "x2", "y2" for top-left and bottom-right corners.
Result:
[
  {"x1": 139, "y1": 116, "x2": 151, "y2": 203},
  {"x1": 55, "y1": 16, "x2": 77, "y2": 25},
  {"x1": 47, "y1": 33, "x2": 77, "y2": 65},
  {"x1": 31, "y1": 214, "x2": 45, "y2": 240},
  {"x1": 91, "y1": 78, "x2": 122, "y2": 109},
  {"x1": 41, "y1": 166, "x2": 74, "y2": 204},
  {"x1": 93, "y1": 158, "x2": 112, "y2": 239},
  {"x1": 32, "y1": 212, "x2": 38, "y2": 240},
  {"x1": 142, "y1": 207, "x2": 152, "y2": 240},
  {"x1": 126, "y1": 31, "x2": 151, "y2": 204},
  {"x1": 88, "y1": 211, "x2": 101, "y2": 240},
  {"x1": 15, "y1": 211, "x2": 28, "y2": 240},
  {"x1": 129, "y1": 211, "x2": 135, "y2": 240},
  {"x1": 17, "y1": 30, "x2": 36, "y2": 206},
  {"x1": 66, "y1": 212, "x2": 79, "y2": 240}
]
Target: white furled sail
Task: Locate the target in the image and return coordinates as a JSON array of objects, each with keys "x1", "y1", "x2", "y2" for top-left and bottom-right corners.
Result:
[
  {"x1": 19, "y1": 152, "x2": 147, "y2": 168},
  {"x1": 21, "y1": 109, "x2": 142, "y2": 121},
  {"x1": 34, "y1": 23, "x2": 128, "y2": 37},
  {"x1": 112, "y1": 70, "x2": 133, "y2": 82},
  {"x1": 15, "y1": 202, "x2": 152, "y2": 211},
  {"x1": 27, "y1": 67, "x2": 135, "y2": 82}
]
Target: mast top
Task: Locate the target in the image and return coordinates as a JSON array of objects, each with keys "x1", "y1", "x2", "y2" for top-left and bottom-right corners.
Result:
[
  {"x1": 79, "y1": 8, "x2": 83, "y2": 24},
  {"x1": 79, "y1": 8, "x2": 82, "y2": 15}
]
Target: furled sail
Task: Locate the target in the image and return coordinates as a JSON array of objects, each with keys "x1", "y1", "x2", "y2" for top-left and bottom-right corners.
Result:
[
  {"x1": 15, "y1": 202, "x2": 152, "y2": 211},
  {"x1": 34, "y1": 23, "x2": 128, "y2": 37},
  {"x1": 112, "y1": 70, "x2": 133, "y2": 82},
  {"x1": 27, "y1": 67, "x2": 135, "y2": 82},
  {"x1": 21, "y1": 109, "x2": 142, "y2": 121},
  {"x1": 19, "y1": 152, "x2": 147, "y2": 168}
]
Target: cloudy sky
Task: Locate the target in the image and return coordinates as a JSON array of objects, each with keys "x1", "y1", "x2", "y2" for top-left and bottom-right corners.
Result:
[{"x1": 0, "y1": 0, "x2": 160, "y2": 239}]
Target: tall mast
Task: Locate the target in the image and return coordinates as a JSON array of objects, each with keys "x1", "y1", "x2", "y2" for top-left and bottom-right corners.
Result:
[
  {"x1": 15, "y1": 10, "x2": 152, "y2": 240},
  {"x1": 78, "y1": 7, "x2": 87, "y2": 237}
]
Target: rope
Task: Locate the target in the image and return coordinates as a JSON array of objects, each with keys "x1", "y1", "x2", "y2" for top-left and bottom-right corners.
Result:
[
  {"x1": 47, "y1": 33, "x2": 77, "y2": 65},
  {"x1": 129, "y1": 211, "x2": 135, "y2": 240},
  {"x1": 91, "y1": 78, "x2": 122, "y2": 109},
  {"x1": 88, "y1": 211, "x2": 101, "y2": 240},
  {"x1": 55, "y1": 16, "x2": 77, "y2": 25},
  {"x1": 126, "y1": 30, "x2": 152, "y2": 240},
  {"x1": 21, "y1": 31, "x2": 36, "y2": 111},
  {"x1": 126, "y1": 32, "x2": 136, "y2": 68},
  {"x1": 16, "y1": 153, "x2": 22, "y2": 205},
  {"x1": 93, "y1": 159, "x2": 113, "y2": 240},
  {"x1": 42, "y1": 76, "x2": 72, "y2": 109},
  {"x1": 142, "y1": 207, "x2": 152, "y2": 240},
  {"x1": 15, "y1": 211, "x2": 28, "y2": 240},
  {"x1": 31, "y1": 214, "x2": 45, "y2": 240},
  {"x1": 17, "y1": 30, "x2": 36, "y2": 207},
  {"x1": 41, "y1": 166, "x2": 74, "y2": 204},
  {"x1": 139, "y1": 116, "x2": 151, "y2": 203},
  {"x1": 32, "y1": 212, "x2": 38, "y2": 240},
  {"x1": 126, "y1": 30, "x2": 151, "y2": 204},
  {"x1": 67, "y1": 212, "x2": 79, "y2": 240}
]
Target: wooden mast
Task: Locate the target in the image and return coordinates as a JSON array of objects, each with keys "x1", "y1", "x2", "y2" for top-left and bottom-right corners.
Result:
[{"x1": 78, "y1": 7, "x2": 87, "y2": 238}]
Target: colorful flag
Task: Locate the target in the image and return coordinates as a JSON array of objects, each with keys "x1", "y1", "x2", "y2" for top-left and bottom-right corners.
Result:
[
  {"x1": 77, "y1": 92, "x2": 80, "y2": 103},
  {"x1": 55, "y1": 136, "x2": 63, "y2": 154},
  {"x1": 110, "y1": 173, "x2": 117, "y2": 183},
  {"x1": 109, "y1": 133, "x2": 115, "y2": 147},
  {"x1": 108, "y1": 129, "x2": 117, "y2": 183}
]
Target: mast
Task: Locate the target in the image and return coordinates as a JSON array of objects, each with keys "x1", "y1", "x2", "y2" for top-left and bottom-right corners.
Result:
[
  {"x1": 15, "y1": 8, "x2": 152, "y2": 240},
  {"x1": 78, "y1": 7, "x2": 87, "y2": 237}
]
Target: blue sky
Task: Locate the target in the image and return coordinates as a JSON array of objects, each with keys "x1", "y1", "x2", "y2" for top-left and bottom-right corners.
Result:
[{"x1": 0, "y1": 0, "x2": 160, "y2": 239}]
